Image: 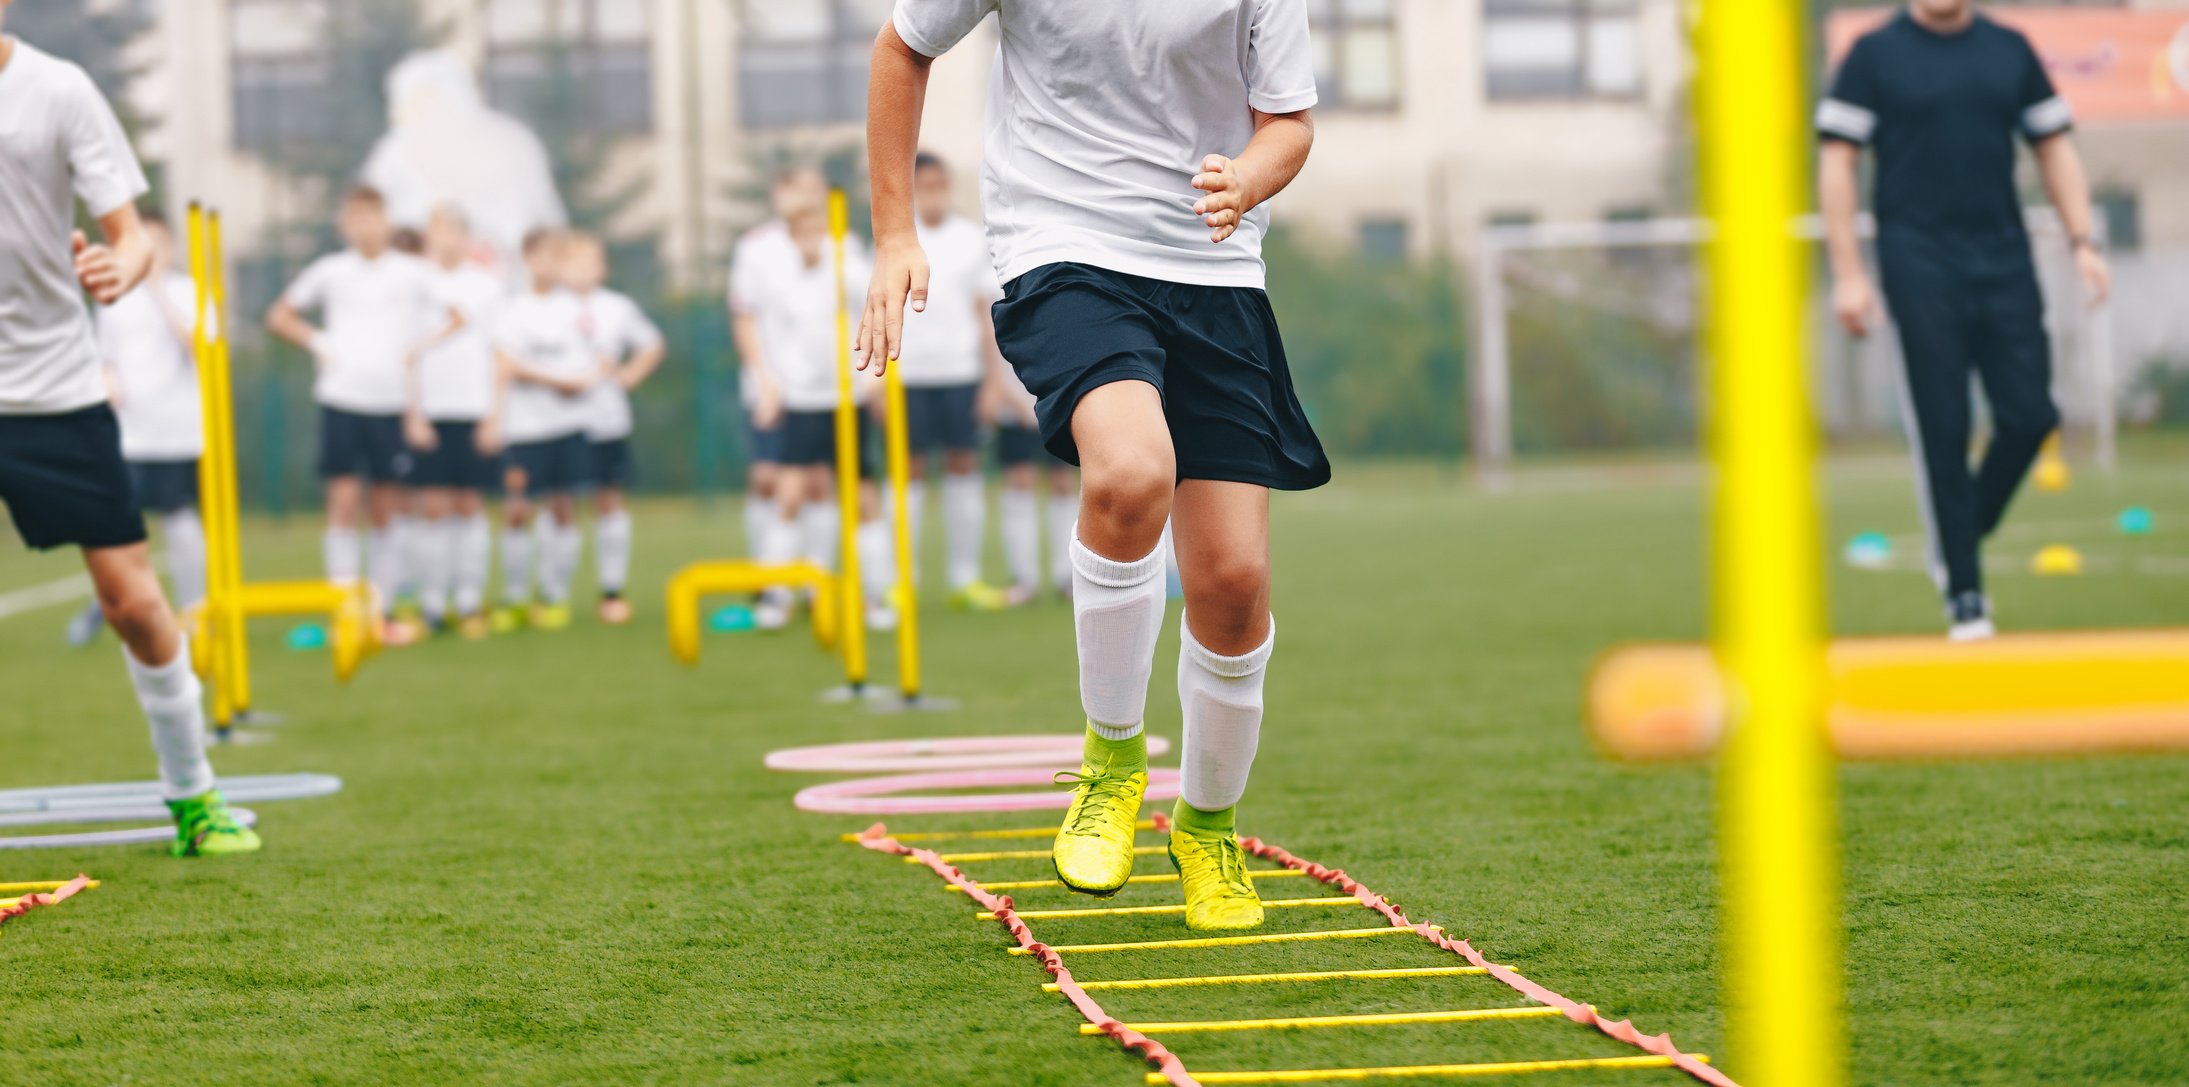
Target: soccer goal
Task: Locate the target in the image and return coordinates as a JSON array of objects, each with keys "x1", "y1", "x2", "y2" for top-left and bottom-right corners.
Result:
[{"x1": 1468, "y1": 210, "x2": 2118, "y2": 488}]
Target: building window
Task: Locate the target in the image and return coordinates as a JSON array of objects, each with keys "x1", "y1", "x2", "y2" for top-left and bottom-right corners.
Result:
[
  {"x1": 485, "y1": 0, "x2": 654, "y2": 135},
  {"x1": 739, "y1": 0, "x2": 895, "y2": 128},
  {"x1": 1307, "y1": 0, "x2": 1399, "y2": 110},
  {"x1": 1357, "y1": 218, "x2": 1408, "y2": 261},
  {"x1": 231, "y1": 0, "x2": 334, "y2": 152},
  {"x1": 1483, "y1": 0, "x2": 1641, "y2": 102}
]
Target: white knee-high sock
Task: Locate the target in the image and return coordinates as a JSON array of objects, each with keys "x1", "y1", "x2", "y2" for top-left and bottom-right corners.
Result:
[
  {"x1": 1177, "y1": 617, "x2": 1275, "y2": 812},
  {"x1": 419, "y1": 517, "x2": 455, "y2": 620},
  {"x1": 324, "y1": 527, "x2": 362, "y2": 587},
  {"x1": 800, "y1": 503, "x2": 841, "y2": 572},
  {"x1": 942, "y1": 473, "x2": 984, "y2": 590},
  {"x1": 859, "y1": 517, "x2": 896, "y2": 600},
  {"x1": 743, "y1": 492, "x2": 769, "y2": 553},
  {"x1": 539, "y1": 519, "x2": 581, "y2": 604},
  {"x1": 161, "y1": 509, "x2": 207, "y2": 609},
  {"x1": 367, "y1": 527, "x2": 401, "y2": 614},
  {"x1": 125, "y1": 637, "x2": 215, "y2": 800},
  {"x1": 395, "y1": 514, "x2": 425, "y2": 599},
  {"x1": 1047, "y1": 493, "x2": 1076, "y2": 591},
  {"x1": 758, "y1": 501, "x2": 801, "y2": 565},
  {"x1": 596, "y1": 509, "x2": 632, "y2": 595},
  {"x1": 455, "y1": 513, "x2": 492, "y2": 615},
  {"x1": 1070, "y1": 533, "x2": 1168, "y2": 739},
  {"x1": 1000, "y1": 489, "x2": 1039, "y2": 591},
  {"x1": 501, "y1": 520, "x2": 535, "y2": 604}
]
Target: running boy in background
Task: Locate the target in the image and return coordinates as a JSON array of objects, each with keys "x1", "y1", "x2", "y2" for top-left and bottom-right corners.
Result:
[
  {"x1": 866, "y1": 0, "x2": 1328, "y2": 929},
  {"x1": 0, "y1": 14, "x2": 256, "y2": 854},
  {"x1": 405, "y1": 205, "x2": 504, "y2": 638},
  {"x1": 565, "y1": 231, "x2": 666, "y2": 625},
  {"x1": 894, "y1": 151, "x2": 1005, "y2": 607},
  {"x1": 747, "y1": 198, "x2": 897, "y2": 632},
  {"x1": 991, "y1": 343, "x2": 1079, "y2": 606},
  {"x1": 728, "y1": 170, "x2": 828, "y2": 560},
  {"x1": 488, "y1": 229, "x2": 594, "y2": 632},
  {"x1": 66, "y1": 211, "x2": 205, "y2": 646},
  {"x1": 267, "y1": 185, "x2": 452, "y2": 645}
]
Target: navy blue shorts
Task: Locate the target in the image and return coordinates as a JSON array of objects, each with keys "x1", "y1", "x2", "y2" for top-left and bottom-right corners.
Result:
[
  {"x1": 318, "y1": 407, "x2": 409, "y2": 483},
  {"x1": 0, "y1": 404, "x2": 147, "y2": 550},
  {"x1": 995, "y1": 424, "x2": 1068, "y2": 469},
  {"x1": 129, "y1": 459, "x2": 200, "y2": 514},
  {"x1": 743, "y1": 409, "x2": 784, "y2": 465},
  {"x1": 506, "y1": 433, "x2": 590, "y2": 495},
  {"x1": 589, "y1": 437, "x2": 633, "y2": 490},
  {"x1": 779, "y1": 410, "x2": 878, "y2": 476},
  {"x1": 904, "y1": 382, "x2": 981, "y2": 452},
  {"x1": 410, "y1": 420, "x2": 500, "y2": 491},
  {"x1": 991, "y1": 263, "x2": 1329, "y2": 490}
]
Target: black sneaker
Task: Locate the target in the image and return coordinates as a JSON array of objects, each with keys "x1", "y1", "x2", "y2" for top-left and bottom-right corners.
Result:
[{"x1": 1946, "y1": 590, "x2": 1994, "y2": 642}]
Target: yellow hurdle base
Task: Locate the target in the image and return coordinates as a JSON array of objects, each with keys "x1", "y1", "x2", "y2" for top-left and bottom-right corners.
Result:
[
  {"x1": 1153, "y1": 1054, "x2": 1709, "y2": 1084},
  {"x1": 913, "y1": 845, "x2": 1166, "y2": 864},
  {"x1": 1012, "y1": 926, "x2": 1435, "y2": 955},
  {"x1": 1090, "y1": 1005, "x2": 1564, "y2": 1036},
  {"x1": 981, "y1": 897, "x2": 1360, "y2": 922},
  {"x1": 1045, "y1": 965, "x2": 1501, "y2": 993},
  {"x1": 848, "y1": 820, "x2": 1157, "y2": 844},
  {"x1": 953, "y1": 868, "x2": 1309, "y2": 892}
]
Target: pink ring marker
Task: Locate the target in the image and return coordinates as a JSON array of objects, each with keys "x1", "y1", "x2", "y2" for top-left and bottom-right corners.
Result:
[
  {"x1": 794, "y1": 767, "x2": 1182, "y2": 815},
  {"x1": 765, "y1": 734, "x2": 1170, "y2": 774}
]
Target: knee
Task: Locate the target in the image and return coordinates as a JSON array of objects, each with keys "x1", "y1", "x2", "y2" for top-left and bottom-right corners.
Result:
[
  {"x1": 1190, "y1": 552, "x2": 1269, "y2": 615},
  {"x1": 101, "y1": 580, "x2": 170, "y2": 642},
  {"x1": 1080, "y1": 455, "x2": 1171, "y2": 531},
  {"x1": 1999, "y1": 400, "x2": 2061, "y2": 444}
]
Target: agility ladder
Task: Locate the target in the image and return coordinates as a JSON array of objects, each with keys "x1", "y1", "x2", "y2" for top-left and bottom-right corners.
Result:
[
  {"x1": 0, "y1": 876, "x2": 96, "y2": 939},
  {"x1": 849, "y1": 817, "x2": 1733, "y2": 1085}
]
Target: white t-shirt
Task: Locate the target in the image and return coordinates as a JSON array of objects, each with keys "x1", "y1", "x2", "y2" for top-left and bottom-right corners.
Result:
[
  {"x1": 0, "y1": 38, "x2": 151, "y2": 415},
  {"x1": 751, "y1": 242, "x2": 875, "y2": 413},
  {"x1": 891, "y1": 0, "x2": 1317, "y2": 290},
  {"x1": 574, "y1": 288, "x2": 665, "y2": 442},
  {"x1": 493, "y1": 288, "x2": 593, "y2": 444},
  {"x1": 99, "y1": 271, "x2": 202, "y2": 460},
  {"x1": 416, "y1": 262, "x2": 504, "y2": 422},
  {"x1": 727, "y1": 221, "x2": 795, "y2": 409},
  {"x1": 281, "y1": 249, "x2": 444, "y2": 415},
  {"x1": 896, "y1": 214, "x2": 1001, "y2": 388}
]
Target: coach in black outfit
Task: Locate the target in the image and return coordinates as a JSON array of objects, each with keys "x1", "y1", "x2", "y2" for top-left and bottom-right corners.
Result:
[{"x1": 1818, "y1": 0, "x2": 2110, "y2": 641}]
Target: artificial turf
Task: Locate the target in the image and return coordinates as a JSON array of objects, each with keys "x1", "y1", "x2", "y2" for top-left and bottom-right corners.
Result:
[{"x1": 3, "y1": 444, "x2": 2186, "y2": 1085}]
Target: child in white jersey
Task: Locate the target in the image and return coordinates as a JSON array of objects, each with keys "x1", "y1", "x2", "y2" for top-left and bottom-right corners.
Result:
[
  {"x1": 564, "y1": 231, "x2": 666, "y2": 626},
  {"x1": 0, "y1": 17, "x2": 255, "y2": 855},
  {"x1": 404, "y1": 205, "x2": 505, "y2": 638},
  {"x1": 488, "y1": 229, "x2": 595, "y2": 631},
  {"x1": 267, "y1": 185, "x2": 453, "y2": 645},
  {"x1": 728, "y1": 169, "x2": 828, "y2": 558}
]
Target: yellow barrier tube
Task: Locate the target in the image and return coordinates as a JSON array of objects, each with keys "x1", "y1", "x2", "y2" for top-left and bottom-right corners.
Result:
[
  {"x1": 1091, "y1": 1005, "x2": 1563, "y2": 1036},
  {"x1": 845, "y1": 819, "x2": 1158, "y2": 843},
  {"x1": 909, "y1": 844, "x2": 1164, "y2": 864},
  {"x1": 828, "y1": 190, "x2": 868, "y2": 693},
  {"x1": 1699, "y1": 1, "x2": 1840, "y2": 1083},
  {"x1": 207, "y1": 211, "x2": 252, "y2": 717},
  {"x1": 949, "y1": 868, "x2": 1309, "y2": 892},
  {"x1": 185, "y1": 206, "x2": 233, "y2": 729},
  {"x1": 881, "y1": 338, "x2": 921, "y2": 699},
  {"x1": 979, "y1": 896, "x2": 1359, "y2": 922},
  {"x1": 1151, "y1": 1054, "x2": 1706, "y2": 1084},
  {"x1": 0, "y1": 880, "x2": 101, "y2": 894},
  {"x1": 1009, "y1": 925, "x2": 1433, "y2": 955},
  {"x1": 1045, "y1": 965, "x2": 1496, "y2": 993}
]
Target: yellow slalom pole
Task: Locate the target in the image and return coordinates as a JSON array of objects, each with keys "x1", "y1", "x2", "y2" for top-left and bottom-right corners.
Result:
[
  {"x1": 828, "y1": 190, "x2": 868, "y2": 695},
  {"x1": 844, "y1": 819, "x2": 1157, "y2": 843},
  {"x1": 0, "y1": 880, "x2": 101, "y2": 895},
  {"x1": 1090, "y1": 1005, "x2": 1563, "y2": 1036},
  {"x1": 949, "y1": 868, "x2": 1310, "y2": 892},
  {"x1": 1150, "y1": 1054, "x2": 1707, "y2": 1085},
  {"x1": 1046, "y1": 965, "x2": 1498, "y2": 993},
  {"x1": 1010, "y1": 925, "x2": 1433, "y2": 955},
  {"x1": 1699, "y1": 1, "x2": 1840, "y2": 1084},
  {"x1": 185, "y1": 205, "x2": 232, "y2": 730},
  {"x1": 880, "y1": 328, "x2": 921, "y2": 700},
  {"x1": 206, "y1": 210, "x2": 252, "y2": 718},
  {"x1": 978, "y1": 896, "x2": 1359, "y2": 922},
  {"x1": 908, "y1": 844, "x2": 1164, "y2": 864}
]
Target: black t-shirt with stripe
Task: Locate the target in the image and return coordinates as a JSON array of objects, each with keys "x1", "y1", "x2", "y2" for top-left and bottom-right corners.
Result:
[{"x1": 1818, "y1": 12, "x2": 2071, "y2": 253}]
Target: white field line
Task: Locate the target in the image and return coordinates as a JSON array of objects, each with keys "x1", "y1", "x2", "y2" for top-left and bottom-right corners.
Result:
[{"x1": 0, "y1": 573, "x2": 91, "y2": 621}]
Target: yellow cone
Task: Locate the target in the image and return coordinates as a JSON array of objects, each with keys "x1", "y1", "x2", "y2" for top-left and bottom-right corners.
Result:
[{"x1": 2031, "y1": 544, "x2": 2084, "y2": 575}]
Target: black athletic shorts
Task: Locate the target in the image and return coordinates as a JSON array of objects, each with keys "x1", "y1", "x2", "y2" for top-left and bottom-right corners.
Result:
[
  {"x1": 743, "y1": 409, "x2": 784, "y2": 465},
  {"x1": 779, "y1": 409, "x2": 878, "y2": 476},
  {"x1": 0, "y1": 403, "x2": 148, "y2": 550},
  {"x1": 904, "y1": 382, "x2": 981, "y2": 452},
  {"x1": 129, "y1": 459, "x2": 200, "y2": 514},
  {"x1": 506, "y1": 432, "x2": 590, "y2": 495},
  {"x1": 589, "y1": 436, "x2": 632, "y2": 490},
  {"x1": 991, "y1": 262, "x2": 1330, "y2": 490},
  {"x1": 410, "y1": 420, "x2": 499, "y2": 490},
  {"x1": 995, "y1": 423, "x2": 1068, "y2": 469},
  {"x1": 319, "y1": 407, "x2": 410, "y2": 483}
]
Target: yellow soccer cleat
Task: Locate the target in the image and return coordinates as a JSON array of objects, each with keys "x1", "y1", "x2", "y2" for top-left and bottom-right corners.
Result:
[
  {"x1": 1051, "y1": 727, "x2": 1147, "y2": 896},
  {"x1": 489, "y1": 605, "x2": 528, "y2": 634},
  {"x1": 1168, "y1": 799, "x2": 1263, "y2": 931},
  {"x1": 530, "y1": 603, "x2": 573, "y2": 631}
]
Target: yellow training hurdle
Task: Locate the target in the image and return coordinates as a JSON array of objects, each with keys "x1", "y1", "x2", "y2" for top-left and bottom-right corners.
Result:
[
  {"x1": 187, "y1": 204, "x2": 379, "y2": 735},
  {"x1": 665, "y1": 560, "x2": 841, "y2": 664}
]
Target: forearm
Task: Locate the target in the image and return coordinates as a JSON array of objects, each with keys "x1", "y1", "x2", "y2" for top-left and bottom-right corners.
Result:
[
  {"x1": 97, "y1": 208, "x2": 153, "y2": 296},
  {"x1": 622, "y1": 344, "x2": 667, "y2": 388},
  {"x1": 1235, "y1": 110, "x2": 1314, "y2": 211},
  {"x1": 866, "y1": 24, "x2": 933, "y2": 243},
  {"x1": 2035, "y1": 136, "x2": 2096, "y2": 245},
  {"x1": 1818, "y1": 143, "x2": 1867, "y2": 282},
  {"x1": 264, "y1": 303, "x2": 320, "y2": 352}
]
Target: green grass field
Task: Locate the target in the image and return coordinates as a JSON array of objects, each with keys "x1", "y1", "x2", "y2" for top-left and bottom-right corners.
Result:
[{"x1": 5, "y1": 444, "x2": 2187, "y2": 1086}]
